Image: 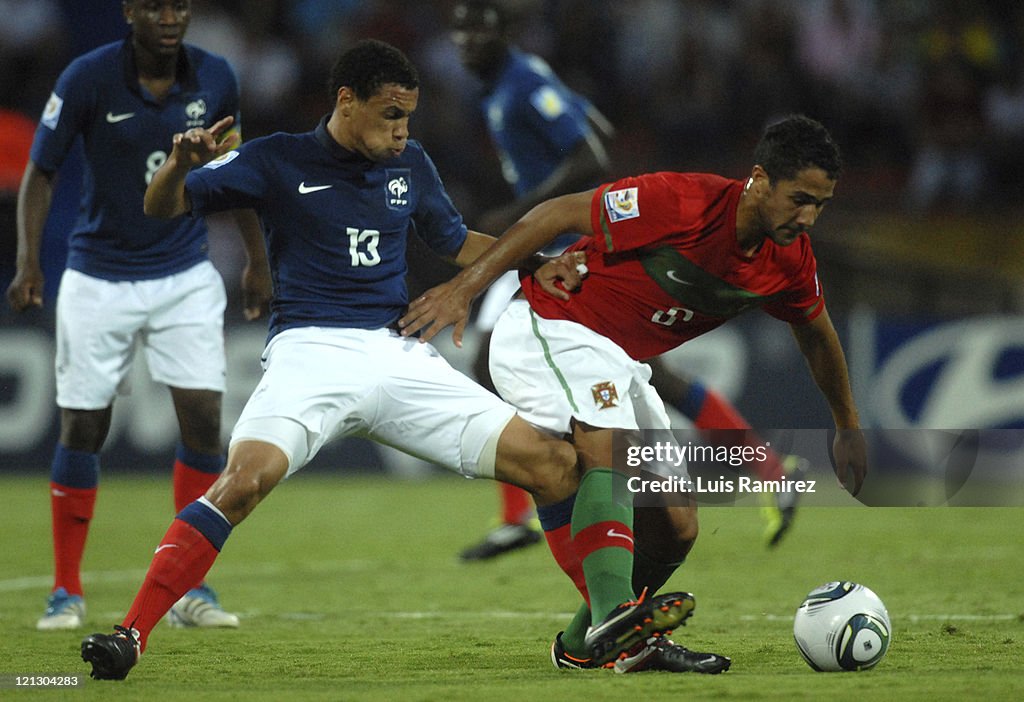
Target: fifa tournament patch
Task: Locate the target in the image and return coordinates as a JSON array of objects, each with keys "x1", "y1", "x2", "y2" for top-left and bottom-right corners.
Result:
[
  {"x1": 385, "y1": 169, "x2": 411, "y2": 210},
  {"x1": 202, "y1": 150, "x2": 239, "y2": 169},
  {"x1": 41, "y1": 92, "x2": 63, "y2": 130},
  {"x1": 530, "y1": 86, "x2": 566, "y2": 121},
  {"x1": 604, "y1": 187, "x2": 640, "y2": 222},
  {"x1": 591, "y1": 381, "x2": 619, "y2": 409}
]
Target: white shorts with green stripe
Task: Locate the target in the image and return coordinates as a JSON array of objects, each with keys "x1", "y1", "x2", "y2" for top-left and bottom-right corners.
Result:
[{"x1": 489, "y1": 299, "x2": 672, "y2": 438}]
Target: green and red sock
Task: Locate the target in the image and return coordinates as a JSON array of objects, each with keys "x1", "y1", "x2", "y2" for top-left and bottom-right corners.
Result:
[{"x1": 570, "y1": 468, "x2": 635, "y2": 622}]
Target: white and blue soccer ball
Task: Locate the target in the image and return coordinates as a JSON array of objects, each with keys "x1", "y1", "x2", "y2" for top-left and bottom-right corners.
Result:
[{"x1": 793, "y1": 581, "x2": 891, "y2": 672}]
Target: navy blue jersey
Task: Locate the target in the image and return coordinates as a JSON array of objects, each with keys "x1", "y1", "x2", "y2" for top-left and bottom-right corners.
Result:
[
  {"x1": 185, "y1": 116, "x2": 468, "y2": 338},
  {"x1": 30, "y1": 39, "x2": 241, "y2": 280},
  {"x1": 482, "y1": 49, "x2": 595, "y2": 196}
]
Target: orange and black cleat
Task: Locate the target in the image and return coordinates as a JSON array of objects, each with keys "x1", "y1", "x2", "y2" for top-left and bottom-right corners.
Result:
[{"x1": 584, "y1": 591, "x2": 696, "y2": 665}]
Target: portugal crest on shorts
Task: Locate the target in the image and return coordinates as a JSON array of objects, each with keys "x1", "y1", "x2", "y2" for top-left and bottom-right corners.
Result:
[{"x1": 591, "y1": 381, "x2": 619, "y2": 409}]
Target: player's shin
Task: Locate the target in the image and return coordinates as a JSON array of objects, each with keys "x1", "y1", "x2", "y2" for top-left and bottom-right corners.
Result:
[
  {"x1": 49, "y1": 444, "x2": 100, "y2": 596},
  {"x1": 537, "y1": 493, "x2": 589, "y2": 602},
  {"x1": 121, "y1": 498, "x2": 232, "y2": 650},
  {"x1": 632, "y1": 545, "x2": 685, "y2": 595},
  {"x1": 571, "y1": 468, "x2": 635, "y2": 620}
]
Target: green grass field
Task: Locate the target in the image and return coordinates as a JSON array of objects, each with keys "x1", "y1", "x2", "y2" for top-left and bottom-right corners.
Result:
[{"x1": 1, "y1": 472, "x2": 1022, "y2": 701}]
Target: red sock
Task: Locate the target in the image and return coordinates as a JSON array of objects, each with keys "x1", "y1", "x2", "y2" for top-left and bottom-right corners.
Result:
[
  {"x1": 694, "y1": 388, "x2": 785, "y2": 481},
  {"x1": 173, "y1": 461, "x2": 220, "y2": 512},
  {"x1": 542, "y1": 524, "x2": 589, "y2": 605},
  {"x1": 500, "y1": 483, "x2": 533, "y2": 525},
  {"x1": 692, "y1": 386, "x2": 750, "y2": 431},
  {"x1": 50, "y1": 482, "x2": 96, "y2": 596},
  {"x1": 122, "y1": 519, "x2": 219, "y2": 651}
]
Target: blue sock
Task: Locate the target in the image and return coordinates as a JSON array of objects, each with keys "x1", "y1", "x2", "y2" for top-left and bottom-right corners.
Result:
[
  {"x1": 175, "y1": 442, "x2": 224, "y2": 474},
  {"x1": 678, "y1": 381, "x2": 708, "y2": 421},
  {"x1": 537, "y1": 493, "x2": 577, "y2": 532},
  {"x1": 50, "y1": 444, "x2": 99, "y2": 488},
  {"x1": 176, "y1": 498, "x2": 232, "y2": 551}
]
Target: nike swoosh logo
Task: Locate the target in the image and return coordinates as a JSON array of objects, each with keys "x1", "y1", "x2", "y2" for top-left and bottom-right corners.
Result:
[
  {"x1": 665, "y1": 270, "x2": 694, "y2": 286},
  {"x1": 298, "y1": 182, "x2": 333, "y2": 194},
  {"x1": 51, "y1": 489, "x2": 67, "y2": 497},
  {"x1": 106, "y1": 112, "x2": 136, "y2": 123},
  {"x1": 606, "y1": 528, "x2": 634, "y2": 544},
  {"x1": 154, "y1": 544, "x2": 180, "y2": 554}
]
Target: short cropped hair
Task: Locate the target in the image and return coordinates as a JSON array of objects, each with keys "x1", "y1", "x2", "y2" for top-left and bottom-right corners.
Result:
[
  {"x1": 327, "y1": 39, "x2": 419, "y2": 102},
  {"x1": 753, "y1": 115, "x2": 842, "y2": 183}
]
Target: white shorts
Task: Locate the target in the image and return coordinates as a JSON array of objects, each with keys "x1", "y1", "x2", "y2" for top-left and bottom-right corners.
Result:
[
  {"x1": 489, "y1": 299, "x2": 672, "y2": 435},
  {"x1": 229, "y1": 326, "x2": 516, "y2": 478},
  {"x1": 490, "y1": 300, "x2": 685, "y2": 480},
  {"x1": 54, "y1": 262, "x2": 227, "y2": 410},
  {"x1": 474, "y1": 271, "x2": 522, "y2": 332},
  {"x1": 473, "y1": 234, "x2": 579, "y2": 333}
]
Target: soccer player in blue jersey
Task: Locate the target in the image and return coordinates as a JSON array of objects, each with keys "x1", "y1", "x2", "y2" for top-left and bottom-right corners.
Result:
[
  {"x1": 6, "y1": 0, "x2": 270, "y2": 632},
  {"x1": 449, "y1": 0, "x2": 807, "y2": 562},
  {"x1": 79, "y1": 38, "x2": 694, "y2": 681}
]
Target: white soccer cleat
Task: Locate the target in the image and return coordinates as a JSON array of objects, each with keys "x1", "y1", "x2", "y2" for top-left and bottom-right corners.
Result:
[
  {"x1": 168, "y1": 583, "x2": 240, "y2": 628},
  {"x1": 37, "y1": 587, "x2": 86, "y2": 631}
]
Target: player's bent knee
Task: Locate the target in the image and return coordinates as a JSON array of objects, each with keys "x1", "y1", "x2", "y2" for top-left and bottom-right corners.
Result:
[
  {"x1": 206, "y1": 441, "x2": 288, "y2": 524},
  {"x1": 59, "y1": 407, "x2": 113, "y2": 452},
  {"x1": 494, "y1": 417, "x2": 579, "y2": 505},
  {"x1": 532, "y1": 438, "x2": 579, "y2": 503}
]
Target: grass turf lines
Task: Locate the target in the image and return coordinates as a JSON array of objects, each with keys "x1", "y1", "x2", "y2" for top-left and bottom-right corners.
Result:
[{"x1": 1, "y1": 473, "x2": 1022, "y2": 701}]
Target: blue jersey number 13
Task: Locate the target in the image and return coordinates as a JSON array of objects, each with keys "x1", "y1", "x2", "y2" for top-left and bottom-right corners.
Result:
[{"x1": 347, "y1": 227, "x2": 381, "y2": 267}]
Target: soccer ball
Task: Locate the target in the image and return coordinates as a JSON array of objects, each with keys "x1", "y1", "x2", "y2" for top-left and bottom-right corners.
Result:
[{"x1": 793, "y1": 581, "x2": 891, "y2": 672}]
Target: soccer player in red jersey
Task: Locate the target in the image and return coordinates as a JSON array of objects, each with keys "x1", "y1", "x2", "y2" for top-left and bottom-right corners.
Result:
[
  {"x1": 450, "y1": 0, "x2": 806, "y2": 560},
  {"x1": 401, "y1": 114, "x2": 866, "y2": 672}
]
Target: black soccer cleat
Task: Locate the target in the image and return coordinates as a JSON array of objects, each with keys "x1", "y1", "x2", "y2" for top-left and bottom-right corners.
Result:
[
  {"x1": 584, "y1": 591, "x2": 696, "y2": 666},
  {"x1": 81, "y1": 625, "x2": 140, "y2": 680},
  {"x1": 459, "y1": 522, "x2": 542, "y2": 562},
  {"x1": 550, "y1": 631, "x2": 611, "y2": 670},
  {"x1": 614, "y1": 637, "x2": 732, "y2": 674}
]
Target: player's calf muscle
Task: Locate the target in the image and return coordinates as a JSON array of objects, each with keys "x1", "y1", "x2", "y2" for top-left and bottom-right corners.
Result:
[
  {"x1": 495, "y1": 424, "x2": 578, "y2": 506},
  {"x1": 206, "y1": 447, "x2": 288, "y2": 524}
]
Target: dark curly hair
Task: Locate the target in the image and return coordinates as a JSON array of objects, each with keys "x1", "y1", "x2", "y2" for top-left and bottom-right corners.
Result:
[
  {"x1": 327, "y1": 39, "x2": 419, "y2": 102},
  {"x1": 753, "y1": 115, "x2": 842, "y2": 184}
]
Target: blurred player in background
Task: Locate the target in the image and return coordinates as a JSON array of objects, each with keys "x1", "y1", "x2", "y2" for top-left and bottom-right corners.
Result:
[
  {"x1": 451, "y1": 0, "x2": 807, "y2": 562},
  {"x1": 80, "y1": 39, "x2": 693, "y2": 681},
  {"x1": 402, "y1": 114, "x2": 866, "y2": 672},
  {"x1": 6, "y1": 0, "x2": 271, "y2": 632},
  {"x1": 450, "y1": 0, "x2": 613, "y2": 560}
]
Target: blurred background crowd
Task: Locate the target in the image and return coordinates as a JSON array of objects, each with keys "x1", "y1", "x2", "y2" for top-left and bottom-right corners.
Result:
[
  {"x1": 2, "y1": 0, "x2": 1022, "y2": 471},
  {"x1": 3, "y1": 0, "x2": 1023, "y2": 315}
]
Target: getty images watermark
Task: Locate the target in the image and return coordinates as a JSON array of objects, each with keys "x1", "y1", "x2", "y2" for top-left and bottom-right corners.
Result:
[
  {"x1": 613, "y1": 429, "x2": 1024, "y2": 507},
  {"x1": 625, "y1": 440, "x2": 817, "y2": 497}
]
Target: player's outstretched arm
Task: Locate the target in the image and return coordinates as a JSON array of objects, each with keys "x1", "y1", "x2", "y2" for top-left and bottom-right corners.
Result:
[
  {"x1": 144, "y1": 116, "x2": 239, "y2": 219},
  {"x1": 399, "y1": 190, "x2": 593, "y2": 345},
  {"x1": 790, "y1": 308, "x2": 866, "y2": 495},
  {"x1": 6, "y1": 162, "x2": 53, "y2": 311}
]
